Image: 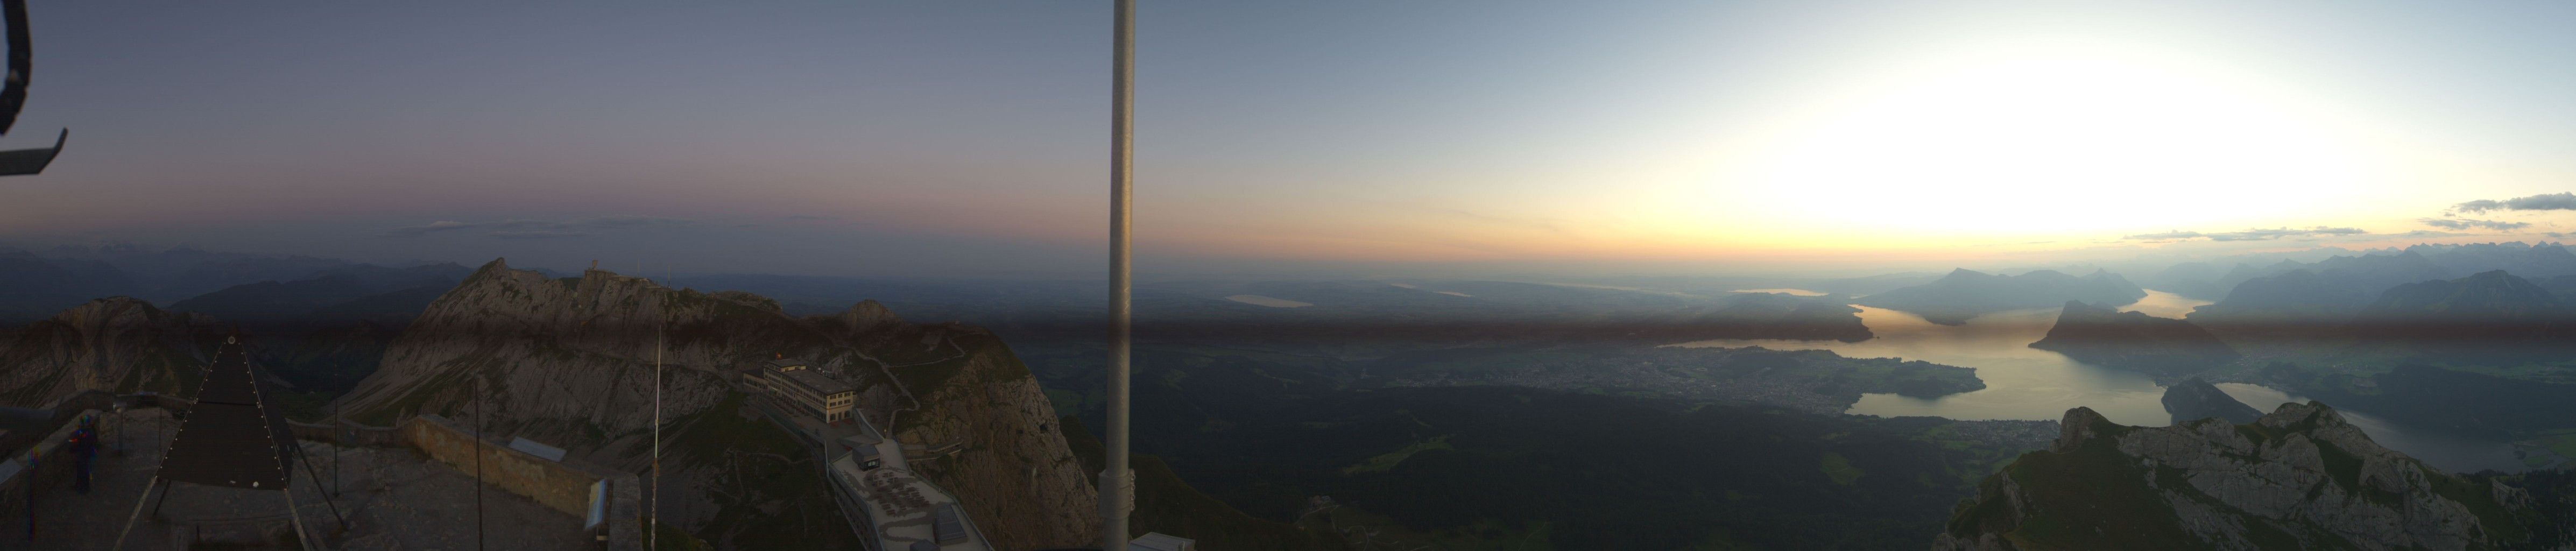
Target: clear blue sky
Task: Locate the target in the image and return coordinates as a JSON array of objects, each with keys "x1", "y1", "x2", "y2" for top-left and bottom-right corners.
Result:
[{"x1": 5, "y1": 2, "x2": 2575, "y2": 276}]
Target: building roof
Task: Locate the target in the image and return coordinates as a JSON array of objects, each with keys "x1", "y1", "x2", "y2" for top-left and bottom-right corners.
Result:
[
  {"x1": 765, "y1": 358, "x2": 807, "y2": 370},
  {"x1": 842, "y1": 433, "x2": 882, "y2": 448},
  {"x1": 1133, "y1": 532, "x2": 1197, "y2": 551},
  {"x1": 775, "y1": 365, "x2": 856, "y2": 396},
  {"x1": 508, "y1": 437, "x2": 569, "y2": 462},
  {"x1": 933, "y1": 504, "x2": 968, "y2": 544}
]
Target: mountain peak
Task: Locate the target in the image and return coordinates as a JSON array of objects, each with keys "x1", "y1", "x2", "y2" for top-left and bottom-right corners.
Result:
[
  {"x1": 838, "y1": 299, "x2": 903, "y2": 333},
  {"x1": 467, "y1": 257, "x2": 513, "y2": 280},
  {"x1": 1944, "y1": 401, "x2": 2542, "y2": 550},
  {"x1": 2464, "y1": 269, "x2": 2518, "y2": 282},
  {"x1": 2049, "y1": 406, "x2": 2114, "y2": 453}
]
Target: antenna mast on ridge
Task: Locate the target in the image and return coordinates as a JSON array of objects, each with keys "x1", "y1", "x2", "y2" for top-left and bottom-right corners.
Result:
[
  {"x1": 651, "y1": 323, "x2": 664, "y2": 549},
  {"x1": 1102, "y1": 0, "x2": 1138, "y2": 549}
]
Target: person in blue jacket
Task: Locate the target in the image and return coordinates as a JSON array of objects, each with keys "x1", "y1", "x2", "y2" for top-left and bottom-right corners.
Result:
[{"x1": 69, "y1": 414, "x2": 98, "y2": 494}]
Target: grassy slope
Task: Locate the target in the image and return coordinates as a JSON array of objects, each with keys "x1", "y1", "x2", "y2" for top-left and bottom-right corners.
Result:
[
  {"x1": 662, "y1": 391, "x2": 866, "y2": 550},
  {"x1": 1062, "y1": 415, "x2": 1354, "y2": 551}
]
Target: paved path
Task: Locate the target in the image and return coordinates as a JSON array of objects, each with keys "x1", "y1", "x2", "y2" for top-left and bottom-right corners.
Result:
[{"x1": 9, "y1": 408, "x2": 592, "y2": 551}]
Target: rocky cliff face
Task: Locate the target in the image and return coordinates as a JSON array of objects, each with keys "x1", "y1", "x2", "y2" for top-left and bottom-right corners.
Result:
[
  {"x1": 2029, "y1": 301, "x2": 2239, "y2": 376},
  {"x1": 2162, "y1": 378, "x2": 2261, "y2": 425},
  {"x1": 888, "y1": 330, "x2": 1100, "y2": 549},
  {"x1": 0, "y1": 297, "x2": 214, "y2": 406},
  {"x1": 337, "y1": 259, "x2": 1097, "y2": 548},
  {"x1": 1937, "y1": 403, "x2": 2557, "y2": 550}
]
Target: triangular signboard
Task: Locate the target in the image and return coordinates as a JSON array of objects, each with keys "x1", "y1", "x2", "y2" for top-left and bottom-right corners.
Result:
[{"x1": 156, "y1": 336, "x2": 295, "y2": 490}]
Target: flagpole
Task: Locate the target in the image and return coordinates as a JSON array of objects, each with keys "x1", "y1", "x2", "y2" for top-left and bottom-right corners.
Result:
[
  {"x1": 651, "y1": 324, "x2": 663, "y2": 549},
  {"x1": 1102, "y1": 0, "x2": 1137, "y2": 549},
  {"x1": 475, "y1": 376, "x2": 485, "y2": 551}
]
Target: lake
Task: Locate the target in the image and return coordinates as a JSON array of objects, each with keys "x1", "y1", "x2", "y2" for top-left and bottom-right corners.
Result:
[{"x1": 1674, "y1": 289, "x2": 2527, "y2": 473}]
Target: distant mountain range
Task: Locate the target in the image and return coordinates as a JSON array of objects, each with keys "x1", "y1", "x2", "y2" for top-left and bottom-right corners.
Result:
[
  {"x1": 1856, "y1": 269, "x2": 2148, "y2": 326},
  {"x1": 0, "y1": 250, "x2": 136, "y2": 322},
  {"x1": 169, "y1": 263, "x2": 470, "y2": 323},
  {"x1": 2175, "y1": 242, "x2": 2576, "y2": 302},
  {"x1": 0, "y1": 244, "x2": 483, "y2": 323},
  {"x1": 2189, "y1": 266, "x2": 2576, "y2": 364},
  {"x1": 163, "y1": 262, "x2": 473, "y2": 393}
]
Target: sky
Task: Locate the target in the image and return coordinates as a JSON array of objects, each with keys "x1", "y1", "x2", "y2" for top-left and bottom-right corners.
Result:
[{"x1": 4, "y1": 2, "x2": 2576, "y2": 277}]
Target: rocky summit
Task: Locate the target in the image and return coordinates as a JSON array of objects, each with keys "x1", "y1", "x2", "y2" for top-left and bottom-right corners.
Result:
[
  {"x1": 0, "y1": 296, "x2": 215, "y2": 406},
  {"x1": 336, "y1": 259, "x2": 1099, "y2": 549},
  {"x1": 1937, "y1": 402, "x2": 2570, "y2": 550}
]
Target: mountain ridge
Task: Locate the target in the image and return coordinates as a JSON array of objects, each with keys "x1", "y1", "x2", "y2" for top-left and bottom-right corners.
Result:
[
  {"x1": 337, "y1": 258, "x2": 1103, "y2": 549},
  {"x1": 2029, "y1": 301, "x2": 2238, "y2": 376},
  {"x1": 1937, "y1": 402, "x2": 2564, "y2": 550},
  {"x1": 1857, "y1": 269, "x2": 2147, "y2": 326}
]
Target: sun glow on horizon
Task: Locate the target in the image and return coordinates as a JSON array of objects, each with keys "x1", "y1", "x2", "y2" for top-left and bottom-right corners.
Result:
[{"x1": 1674, "y1": 46, "x2": 2415, "y2": 250}]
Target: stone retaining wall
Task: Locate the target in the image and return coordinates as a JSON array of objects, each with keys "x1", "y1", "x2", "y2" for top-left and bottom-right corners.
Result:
[
  {"x1": 401, "y1": 414, "x2": 607, "y2": 518},
  {"x1": 285, "y1": 419, "x2": 404, "y2": 447}
]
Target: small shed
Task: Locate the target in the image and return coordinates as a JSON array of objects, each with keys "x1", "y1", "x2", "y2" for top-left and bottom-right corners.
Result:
[
  {"x1": 1132, "y1": 532, "x2": 1197, "y2": 551},
  {"x1": 840, "y1": 434, "x2": 885, "y2": 469},
  {"x1": 932, "y1": 503, "x2": 969, "y2": 544},
  {"x1": 507, "y1": 437, "x2": 569, "y2": 462}
]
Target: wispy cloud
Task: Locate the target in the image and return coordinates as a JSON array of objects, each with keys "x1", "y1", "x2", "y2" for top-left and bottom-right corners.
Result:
[
  {"x1": 2452, "y1": 192, "x2": 2576, "y2": 214},
  {"x1": 2417, "y1": 217, "x2": 2530, "y2": 231},
  {"x1": 489, "y1": 230, "x2": 592, "y2": 239},
  {"x1": 2392, "y1": 230, "x2": 2469, "y2": 238},
  {"x1": 382, "y1": 215, "x2": 689, "y2": 238},
  {"x1": 2119, "y1": 226, "x2": 2367, "y2": 242}
]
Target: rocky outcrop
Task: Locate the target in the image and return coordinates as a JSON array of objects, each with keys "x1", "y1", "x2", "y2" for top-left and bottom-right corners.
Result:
[
  {"x1": 1937, "y1": 403, "x2": 2551, "y2": 550},
  {"x1": 338, "y1": 259, "x2": 801, "y2": 443},
  {"x1": 337, "y1": 259, "x2": 1097, "y2": 548},
  {"x1": 2162, "y1": 378, "x2": 2262, "y2": 425},
  {"x1": 2029, "y1": 301, "x2": 2239, "y2": 376},
  {"x1": 891, "y1": 332, "x2": 1099, "y2": 550},
  {"x1": 0, "y1": 297, "x2": 214, "y2": 406}
]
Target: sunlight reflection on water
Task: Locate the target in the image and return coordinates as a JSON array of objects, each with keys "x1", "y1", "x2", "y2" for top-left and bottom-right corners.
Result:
[{"x1": 1668, "y1": 292, "x2": 2527, "y2": 472}]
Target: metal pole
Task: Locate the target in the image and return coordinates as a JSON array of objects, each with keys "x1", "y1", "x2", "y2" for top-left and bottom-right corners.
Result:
[
  {"x1": 475, "y1": 377, "x2": 485, "y2": 551},
  {"x1": 107, "y1": 477, "x2": 158, "y2": 550},
  {"x1": 651, "y1": 327, "x2": 663, "y2": 550},
  {"x1": 293, "y1": 443, "x2": 348, "y2": 530},
  {"x1": 1100, "y1": 0, "x2": 1136, "y2": 549},
  {"x1": 283, "y1": 482, "x2": 319, "y2": 551}
]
